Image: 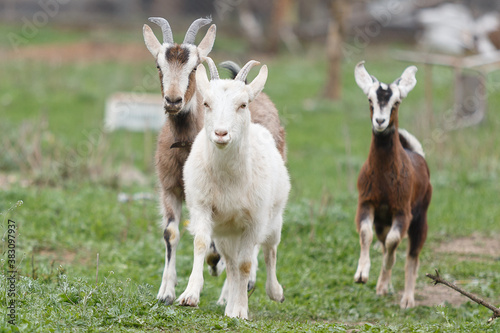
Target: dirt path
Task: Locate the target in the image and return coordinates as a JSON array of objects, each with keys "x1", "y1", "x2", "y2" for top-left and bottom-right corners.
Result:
[
  {"x1": 417, "y1": 233, "x2": 500, "y2": 307},
  {"x1": 4, "y1": 41, "x2": 151, "y2": 64}
]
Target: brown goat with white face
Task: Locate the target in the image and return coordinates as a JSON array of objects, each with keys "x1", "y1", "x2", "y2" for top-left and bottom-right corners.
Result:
[
  {"x1": 144, "y1": 17, "x2": 215, "y2": 115},
  {"x1": 353, "y1": 61, "x2": 432, "y2": 309},
  {"x1": 143, "y1": 17, "x2": 287, "y2": 305},
  {"x1": 144, "y1": 17, "x2": 214, "y2": 305}
]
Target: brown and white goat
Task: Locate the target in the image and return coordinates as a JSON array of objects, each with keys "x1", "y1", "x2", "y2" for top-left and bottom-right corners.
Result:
[
  {"x1": 143, "y1": 17, "x2": 286, "y2": 305},
  {"x1": 353, "y1": 61, "x2": 432, "y2": 309}
]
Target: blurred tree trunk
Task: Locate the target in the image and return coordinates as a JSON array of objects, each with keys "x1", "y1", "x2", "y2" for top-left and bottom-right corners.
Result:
[
  {"x1": 323, "y1": 0, "x2": 350, "y2": 100},
  {"x1": 238, "y1": 3, "x2": 265, "y2": 51},
  {"x1": 267, "y1": 0, "x2": 292, "y2": 53}
]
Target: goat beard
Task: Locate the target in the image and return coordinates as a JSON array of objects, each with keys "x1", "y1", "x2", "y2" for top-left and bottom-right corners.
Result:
[{"x1": 372, "y1": 124, "x2": 395, "y2": 137}]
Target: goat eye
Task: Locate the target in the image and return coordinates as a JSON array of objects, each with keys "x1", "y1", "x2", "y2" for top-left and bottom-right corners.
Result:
[
  {"x1": 240, "y1": 104, "x2": 247, "y2": 109},
  {"x1": 203, "y1": 102, "x2": 210, "y2": 108}
]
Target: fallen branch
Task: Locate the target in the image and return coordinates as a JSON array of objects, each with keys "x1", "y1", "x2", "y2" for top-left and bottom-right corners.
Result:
[{"x1": 426, "y1": 270, "x2": 500, "y2": 323}]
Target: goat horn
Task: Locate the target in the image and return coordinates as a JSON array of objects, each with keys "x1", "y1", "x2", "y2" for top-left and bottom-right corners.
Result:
[
  {"x1": 148, "y1": 17, "x2": 174, "y2": 44},
  {"x1": 183, "y1": 17, "x2": 212, "y2": 45},
  {"x1": 235, "y1": 60, "x2": 261, "y2": 82},
  {"x1": 203, "y1": 57, "x2": 220, "y2": 80}
]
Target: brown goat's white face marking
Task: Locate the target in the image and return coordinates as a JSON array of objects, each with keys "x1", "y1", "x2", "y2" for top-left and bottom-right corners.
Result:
[
  {"x1": 156, "y1": 43, "x2": 199, "y2": 114},
  {"x1": 143, "y1": 21, "x2": 216, "y2": 115},
  {"x1": 355, "y1": 61, "x2": 417, "y2": 133},
  {"x1": 366, "y1": 83, "x2": 401, "y2": 133}
]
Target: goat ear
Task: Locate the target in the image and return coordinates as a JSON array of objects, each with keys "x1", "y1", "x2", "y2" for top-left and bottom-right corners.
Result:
[
  {"x1": 247, "y1": 65, "x2": 268, "y2": 101},
  {"x1": 198, "y1": 24, "x2": 216, "y2": 58},
  {"x1": 395, "y1": 65, "x2": 417, "y2": 99},
  {"x1": 354, "y1": 61, "x2": 376, "y2": 96},
  {"x1": 195, "y1": 63, "x2": 210, "y2": 95},
  {"x1": 143, "y1": 24, "x2": 162, "y2": 57}
]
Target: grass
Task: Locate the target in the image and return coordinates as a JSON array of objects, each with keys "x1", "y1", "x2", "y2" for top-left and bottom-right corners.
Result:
[{"x1": 1, "y1": 23, "x2": 500, "y2": 332}]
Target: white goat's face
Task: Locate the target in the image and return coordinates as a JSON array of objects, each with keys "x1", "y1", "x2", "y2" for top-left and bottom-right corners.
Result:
[
  {"x1": 143, "y1": 18, "x2": 216, "y2": 115},
  {"x1": 202, "y1": 80, "x2": 251, "y2": 148},
  {"x1": 195, "y1": 59, "x2": 268, "y2": 149},
  {"x1": 354, "y1": 61, "x2": 417, "y2": 134}
]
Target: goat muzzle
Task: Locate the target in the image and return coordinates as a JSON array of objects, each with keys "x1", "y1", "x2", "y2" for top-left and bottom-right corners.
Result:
[
  {"x1": 164, "y1": 106, "x2": 182, "y2": 115},
  {"x1": 164, "y1": 96, "x2": 183, "y2": 114},
  {"x1": 212, "y1": 130, "x2": 230, "y2": 147}
]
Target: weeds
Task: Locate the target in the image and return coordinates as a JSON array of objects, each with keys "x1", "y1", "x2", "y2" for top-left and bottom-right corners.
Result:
[{"x1": 0, "y1": 118, "x2": 119, "y2": 187}]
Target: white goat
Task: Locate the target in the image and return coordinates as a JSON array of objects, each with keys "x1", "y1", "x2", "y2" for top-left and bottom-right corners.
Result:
[
  {"x1": 177, "y1": 58, "x2": 290, "y2": 319},
  {"x1": 143, "y1": 17, "x2": 286, "y2": 305}
]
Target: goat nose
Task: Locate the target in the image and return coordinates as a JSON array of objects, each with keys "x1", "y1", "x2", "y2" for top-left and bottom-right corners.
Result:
[
  {"x1": 214, "y1": 129, "x2": 228, "y2": 137},
  {"x1": 165, "y1": 96, "x2": 183, "y2": 105},
  {"x1": 376, "y1": 118, "x2": 385, "y2": 125}
]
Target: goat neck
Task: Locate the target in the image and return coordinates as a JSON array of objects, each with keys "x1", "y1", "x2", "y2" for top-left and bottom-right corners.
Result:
[
  {"x1": 206, "y1": 123, "x2": 252, "y2": 181},
  {"x1": 368, "y1": 124, "x2": 403, "y2": 170},
  {"x1": 167, "y1": 93, "x2": 203, "y2": 147}
]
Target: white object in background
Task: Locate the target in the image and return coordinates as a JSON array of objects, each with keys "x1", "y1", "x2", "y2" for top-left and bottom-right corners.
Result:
[
  {"x1": 417, "y1": 3, "x2": 475, "y2": 55},
  {"x1": 474, "y1": 13, "x2": 500, "y2": 56},
  {"x1": 105, "y1": 92, "x2": 164, "y2": 132},
  {"x1": 118, "y1": 192, "x2": 155, "y2": 203},
  {"x1": 417, "y1": 3, "x2": 500, "y2": 56}
]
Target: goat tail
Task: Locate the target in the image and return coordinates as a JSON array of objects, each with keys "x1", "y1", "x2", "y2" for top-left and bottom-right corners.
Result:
[
  {"x1": 398, "y1": 129, "x2": 425, "y2": 158},
  {"x1": 219, "y1": 61, "x2": 248, "y2": 83}
]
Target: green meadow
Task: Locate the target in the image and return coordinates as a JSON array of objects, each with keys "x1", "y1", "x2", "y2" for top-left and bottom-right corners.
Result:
[{"x1": 1, "y1": 24, "x2": 499, "y2": 332}]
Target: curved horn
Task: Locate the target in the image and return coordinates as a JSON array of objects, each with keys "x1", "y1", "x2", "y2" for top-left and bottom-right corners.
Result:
[
  {"x1": 235, "y1": 60, "x2": 261, "y2": 82},
  {"x1": 204, "y1": 57, "x2": 220, "y2": 80},
  {"x1": 183, "y1": 17, "x2": 212, "y2": 44},
  {"x1": 148, "y1": 17, "x2": 174, "y2": 44}
]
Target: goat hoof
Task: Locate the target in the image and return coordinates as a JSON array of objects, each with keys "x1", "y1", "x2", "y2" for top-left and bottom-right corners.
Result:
[
  {"x1": 354, "y1": 272, "x2": 368, "y2": 284},
  {"x1": 158, "y1": 295, "x2": 174, "y2": 305},
  {"x1": 208, "y1": 266, "x2": 217, "y2": 277},
  {"x1": 266, "y1": 283, "x2": 284, "y2": 302},
  {"x1": 247, "y1": 280, "x2": 255, "y2": 292},
  {"x1": 178, "y1": 296, "x2": 198, "y2": 307},
  {"x1": 226, "y1": 306, "x2": 248, "y2": 319},
  {"x1": 177, "y1": 290, "x2": 200, "y2": 307},
  {"x1": 206, "y1": 253, "x2": 222, "y2": 276},
  {"x1": 400, "y1": 295, "x2": 415, "y2": 309},
  {"x1": 376, "y1": 286, "x2": 389, "y2": 296},
  {"x1": 355, "y1": 276, "x2": 367, "y2": 284}
]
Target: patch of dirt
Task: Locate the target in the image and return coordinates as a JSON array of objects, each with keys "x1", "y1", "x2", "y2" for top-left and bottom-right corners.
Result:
[
  {"x1": 0, "y1": 173, "x2": 31, "y2": 189},
  {"x1": 435, "y1": 233, "x2": 500, "y2": 261},
  {"x1": 412, "y1": 233, "x2": 500, "y2": 307},
  {"x1": 36, "y1": 248, "x2": 88, "y2": 266},
  {"x1": 5, "y1": 41, "x2": 151, "y2": 64},
  {"x1": 415, "y1": 283, "x2": 471, "y2": 307},
  {"x1": 117, "y1": 164, "x2": 149, "y2": 186}
]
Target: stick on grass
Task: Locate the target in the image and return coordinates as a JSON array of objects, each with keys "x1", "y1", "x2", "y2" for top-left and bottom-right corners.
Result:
[{"x1": 426, "y1": 269, "x2": 500, "y2": 323}]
